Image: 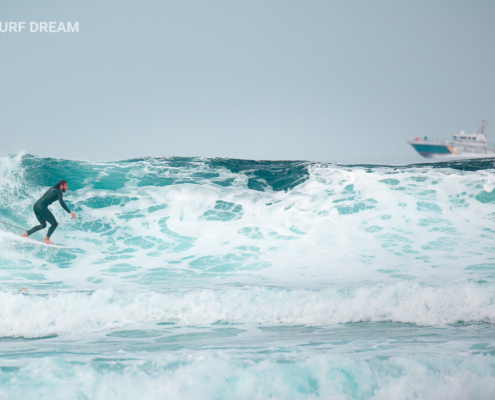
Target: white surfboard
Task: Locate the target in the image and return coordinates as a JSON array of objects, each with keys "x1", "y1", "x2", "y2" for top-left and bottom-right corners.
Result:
[
  {"x1": 20, "y1": 236, "x2": 75, "y2": 249},
  {"x1": 0, "y1": 231, "x2": 75, "y2": 249}
]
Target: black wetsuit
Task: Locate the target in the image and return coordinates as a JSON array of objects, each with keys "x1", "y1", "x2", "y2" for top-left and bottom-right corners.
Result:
[{"x1": 26, "y1": 188, "x2": 71, "y2": 238}]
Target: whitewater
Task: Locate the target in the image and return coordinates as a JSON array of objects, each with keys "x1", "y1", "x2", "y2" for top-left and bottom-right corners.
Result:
[{"x1": 1, "y1": 153, "x2": 495, "y2": 399}]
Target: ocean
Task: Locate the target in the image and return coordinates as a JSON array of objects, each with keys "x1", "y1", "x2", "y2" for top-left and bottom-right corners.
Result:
[{"x1": 0, "y1": 153, "x2": 494, "y2": 399}]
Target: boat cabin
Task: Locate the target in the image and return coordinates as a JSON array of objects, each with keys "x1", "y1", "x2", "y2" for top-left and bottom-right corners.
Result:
[{"x1": 452, "y1": 131, "x2": 487, "y2": 143}]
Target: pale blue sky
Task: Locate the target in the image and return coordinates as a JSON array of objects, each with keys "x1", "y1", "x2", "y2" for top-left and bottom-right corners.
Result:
[{"x1": 1, "y1": 0, "x2": 494, "y2": 163}]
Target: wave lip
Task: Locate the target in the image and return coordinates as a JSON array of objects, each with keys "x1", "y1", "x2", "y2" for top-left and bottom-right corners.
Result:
[{"x1": 1, "y1": 282, "x2": 494, "y2": 338}]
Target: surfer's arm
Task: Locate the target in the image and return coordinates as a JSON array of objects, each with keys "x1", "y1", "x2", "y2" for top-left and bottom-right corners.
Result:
[{"x1": 57, "y1": 191, "x2": 71, "y2": 214}]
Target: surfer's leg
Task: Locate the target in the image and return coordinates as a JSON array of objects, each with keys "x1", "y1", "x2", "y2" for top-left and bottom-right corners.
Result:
[
  {"x1": 25, "y1": 209, "x2": 47, "y2": 236},
  {"x1": 45, "y1": 210, "x2": 58, "y2": 239}
]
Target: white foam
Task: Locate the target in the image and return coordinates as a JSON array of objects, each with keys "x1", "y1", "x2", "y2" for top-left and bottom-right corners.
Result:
[
  {"x1": 1, "y1": 353, "x2": 494, "y2": 400},
  {"x1": 2, "y1": 154, "x2": 495, "y2": 290},
  {"x1": 1, "y1": 282, "x2": 494, "y2": 338}
]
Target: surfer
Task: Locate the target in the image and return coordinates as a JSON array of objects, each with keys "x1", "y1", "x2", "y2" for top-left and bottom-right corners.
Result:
[{"x1": 22, "y1": 180, "x2": 76, "y2": 245}]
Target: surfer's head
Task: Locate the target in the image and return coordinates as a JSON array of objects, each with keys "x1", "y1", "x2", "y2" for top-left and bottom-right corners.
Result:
[{"x1": 53, "y1": 180, "x2": 68, "y2": 193}]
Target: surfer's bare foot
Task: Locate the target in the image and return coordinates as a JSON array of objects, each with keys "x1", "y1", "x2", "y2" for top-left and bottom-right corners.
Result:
[
  {"x1": 43, "y1": 237, "x2": 55, "y2": 245},
  {"x1": 22, "y1": 232, "x2": 28, "y2": 237}
]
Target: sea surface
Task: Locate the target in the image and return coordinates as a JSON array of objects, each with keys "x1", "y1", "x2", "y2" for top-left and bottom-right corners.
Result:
[{"x1": 0, "y1": 153, "x2": 495, "y2": 399}]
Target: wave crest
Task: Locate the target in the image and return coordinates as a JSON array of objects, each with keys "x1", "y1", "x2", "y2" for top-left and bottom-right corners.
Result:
[{"x1": 1, "y1": 282, "x2": 494, "y2": 338}]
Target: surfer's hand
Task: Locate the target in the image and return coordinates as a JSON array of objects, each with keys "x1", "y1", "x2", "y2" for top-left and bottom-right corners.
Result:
[{"x1": 70, "y1": 212, "x2": 76, "y2": 219}]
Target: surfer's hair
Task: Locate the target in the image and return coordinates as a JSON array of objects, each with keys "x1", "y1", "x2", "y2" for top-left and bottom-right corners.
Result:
[{"x1": 53, "y1": 180, "x2": 68, "y2": 190}]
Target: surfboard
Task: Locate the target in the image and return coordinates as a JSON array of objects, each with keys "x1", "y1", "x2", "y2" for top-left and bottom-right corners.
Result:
[
  {"x1": 0, "y1": 227, "x2": 75, "y2": 249},
  {"x1": 20, "y1": 236, "x2": 75, "y2": 249}
]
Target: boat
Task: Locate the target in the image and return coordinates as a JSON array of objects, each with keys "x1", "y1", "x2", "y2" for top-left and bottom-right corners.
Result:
[{"x1": 408, "y1": 120, "x2": 495, "y2": 158}]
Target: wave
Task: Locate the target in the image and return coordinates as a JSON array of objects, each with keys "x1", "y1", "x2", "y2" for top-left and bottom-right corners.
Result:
[
  {"x1": 5, "y1": 153, "x2": 495, "y2": 194},
  {"x1": 2, "y1": 153, "x2": 495, "y2": 290},
  {"x1": 1, "y1": 282, "x2": 494, "y2": 338},
  {"x1": 1, "y1": 353, "x2": 494, "y2": 400}
]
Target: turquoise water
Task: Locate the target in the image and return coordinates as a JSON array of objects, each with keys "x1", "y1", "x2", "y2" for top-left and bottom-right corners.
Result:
[{"x1": 1, "y1": 153, "x2": 495, "y2": 399}]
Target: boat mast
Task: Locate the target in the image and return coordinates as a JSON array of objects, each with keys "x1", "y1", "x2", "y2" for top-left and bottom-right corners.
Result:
[{"x1": 480, "y1": 119, "x2": 487, "y2": 134}]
